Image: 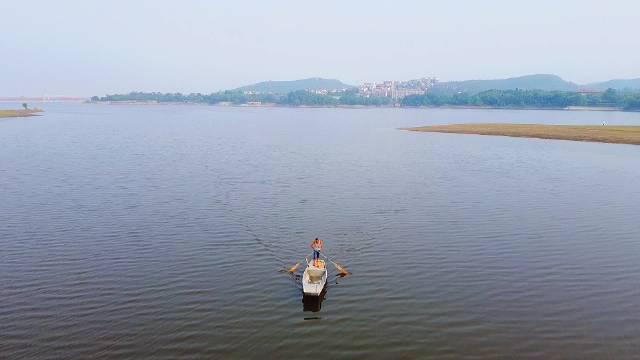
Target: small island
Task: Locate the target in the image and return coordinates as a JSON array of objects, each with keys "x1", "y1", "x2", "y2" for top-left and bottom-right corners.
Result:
[
  {"x1": 404, "y1": 124, "x2": 640, "y2": 145},
  {"x1": 0, "y1": 106, "x2": 44, "y2": 118}
]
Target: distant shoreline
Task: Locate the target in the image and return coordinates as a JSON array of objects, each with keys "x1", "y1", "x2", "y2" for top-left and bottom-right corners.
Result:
[
  {"x1": 403, "y1": 123, "x2": 640, "y2": 145},
  {"x1": 90, "y1": 101, "x2": 636, "y2": 112},
  {"x1": 0, "y1": 98, "x2": 86, "y2": 103}
]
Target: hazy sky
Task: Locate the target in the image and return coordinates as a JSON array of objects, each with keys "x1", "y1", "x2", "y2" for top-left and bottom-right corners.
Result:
[{"x1": 1, "y1": 0, "x2": 638, "y2": 96}]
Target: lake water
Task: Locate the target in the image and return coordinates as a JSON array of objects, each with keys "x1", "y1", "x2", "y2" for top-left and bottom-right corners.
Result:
[{"x1": 2, "y1": 103, "x2": 640, "y2": 359}]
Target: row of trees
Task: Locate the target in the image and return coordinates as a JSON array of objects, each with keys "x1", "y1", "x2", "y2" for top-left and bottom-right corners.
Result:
[
  {"x1": 92, "y1": 91, "x2": 275, "y2": 104},
  {"x1": 92, "y1": 89, "x2": 640, "y2": 110},
  {"x1": 92, "y1": 90, "x2": 392, "y2": 107},
  {"x1": 401, "y1": 89, "x2": 640, "y2": 110}
]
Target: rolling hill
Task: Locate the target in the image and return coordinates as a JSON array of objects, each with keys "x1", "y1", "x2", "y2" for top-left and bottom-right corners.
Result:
[
  {"x1": 434, "y1": 74, "x2": 579, "y2": 93},
  {"x1": 586, "y1": 78, "x2": 640, "y2": 91},
  {"x1": 434, "y1": 74, "x2": 640, "y2": 93},
  {"x1": 237, "y1": 78, "x2": 355, "y2": 93}
]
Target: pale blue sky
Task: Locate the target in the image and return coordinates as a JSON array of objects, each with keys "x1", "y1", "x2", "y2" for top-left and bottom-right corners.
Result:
[{"x1": 1, "y1": 0, "x2": 638, "y2": 96}]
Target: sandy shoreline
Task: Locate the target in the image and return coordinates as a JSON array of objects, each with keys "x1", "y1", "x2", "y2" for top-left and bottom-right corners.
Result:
[
  {"x1": 404, "y1": 124, "x2": 640, "y2": 145},
  {"x1": 0, "y1": 109, "x2": 44, "y2": 118}
]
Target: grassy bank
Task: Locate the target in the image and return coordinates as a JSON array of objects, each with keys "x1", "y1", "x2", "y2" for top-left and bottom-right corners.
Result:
[
  {"x1": 404, "y1": 124, "x2": 640, "y2": 145},
  {"x1": 0, "y1": 109, "x2": 44, "y2": 118}
]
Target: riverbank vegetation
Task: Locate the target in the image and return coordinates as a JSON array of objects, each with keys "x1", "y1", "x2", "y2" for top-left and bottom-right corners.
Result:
[
  {"x1": 0, "y1": 109, "x2": 44, "y2": 118},
  {"x1": 402, "y1": 89, "x2": 640, "y2": 110},
  {"x1": 405, "y1": 124, "x2": 640, "y2": 145},
  {"x1": 91, "y1": 88, "x2": 640, "y2": 111},
  {"x1": 92, "y1": 89, "x2": 392, "y2": 107}
]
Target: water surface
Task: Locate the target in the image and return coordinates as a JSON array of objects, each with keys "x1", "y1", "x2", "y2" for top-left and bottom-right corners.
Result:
[{"x1": 2, "y1": 104, "x2": 640, "y2": 359}]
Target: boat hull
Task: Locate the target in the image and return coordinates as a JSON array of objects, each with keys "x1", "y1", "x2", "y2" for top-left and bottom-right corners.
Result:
[{"x1": 302, "y1": 265, "x2": 327, "y2": 296}]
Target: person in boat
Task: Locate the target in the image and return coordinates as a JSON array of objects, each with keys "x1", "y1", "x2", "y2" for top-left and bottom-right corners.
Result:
[{"x1": 311, "y1": 237, "x2": 324, "y2": 267}]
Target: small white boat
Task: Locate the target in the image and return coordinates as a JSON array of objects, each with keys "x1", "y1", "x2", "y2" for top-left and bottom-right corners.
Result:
[{"x1": 302, "y1": 259, "x2": 327, "y2": 296}]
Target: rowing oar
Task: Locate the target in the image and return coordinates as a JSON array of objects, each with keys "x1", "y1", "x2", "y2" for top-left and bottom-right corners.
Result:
[
  {"x1": 287, "y1": 256, "x2": 309, "y2": 274},
  {"x1": 321, "y1": 252, "x2": 350, "y2": 276},
  {"x1": 287, "y1": 260, "x2": 303, "y2": 274}
]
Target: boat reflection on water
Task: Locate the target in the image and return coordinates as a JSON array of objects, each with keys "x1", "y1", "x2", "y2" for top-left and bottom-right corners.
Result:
[
  {"x1": 302, "y1": 287, "x2": 327, "y2": 313},
  {"x1": 301, "y1": 273, "x2": 350, "y2": 314}
]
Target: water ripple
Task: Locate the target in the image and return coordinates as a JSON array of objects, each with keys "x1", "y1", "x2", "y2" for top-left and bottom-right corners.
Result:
[{"x1": 1, "y1": 104, "x2": 640, "y2": 359}]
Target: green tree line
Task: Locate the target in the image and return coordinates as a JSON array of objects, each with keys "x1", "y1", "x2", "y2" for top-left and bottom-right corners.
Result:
[
  {"x1": 91, "y1": 89, "x2": 640, "y2": 110},
  {"x1": 92, "y1": 90, "x2": 391, "y2": 106},
  {"x1": 401, "y1": 88, "x2": 640, "y2": 110}
]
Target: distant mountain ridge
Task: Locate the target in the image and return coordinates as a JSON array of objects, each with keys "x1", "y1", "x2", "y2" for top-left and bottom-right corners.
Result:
[
  {"x1": 235, "y1": 75, "x2": 640, "y2": 95},
  {"x1": 237, "y1": 78, "x2": 354, "y2": 93},
  {"x1": 434, "y1": 74, "x2": 640, "y2": 93},
  {"x1": 585, "y1": 78, "x2": 640, "y2": 91},
  {"x1": 434, "y1": 74, "x2": 578, "y2": 93}
]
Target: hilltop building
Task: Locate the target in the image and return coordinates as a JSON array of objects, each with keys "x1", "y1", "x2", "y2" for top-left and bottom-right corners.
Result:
[
  {"x1": 360, "y1": 81, "x2": 395, "y2": 98},
  {"x1": 359, "y1": 77, "x2": 437, "y2": 100}
]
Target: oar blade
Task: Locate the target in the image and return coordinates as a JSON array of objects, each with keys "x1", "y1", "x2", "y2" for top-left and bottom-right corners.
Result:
[
  {"x1": 332, "y1": 261, "x2": 350, "y2": 276},
  {"x1": 320, "y1": 252, "x2": 350, "y2": 276},
  {"x1": 288, "y1": 262, "x2": 301, "y2": 274}
]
